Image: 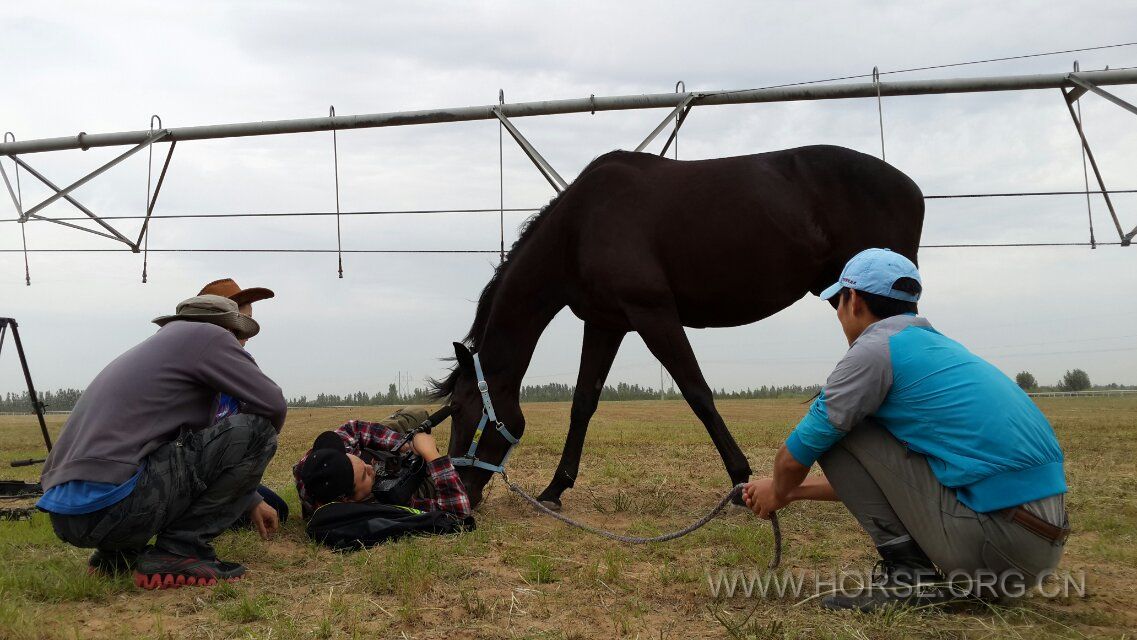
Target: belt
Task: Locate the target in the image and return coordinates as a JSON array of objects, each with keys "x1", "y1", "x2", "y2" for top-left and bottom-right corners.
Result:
[{"x1": 1007, "y1": 506, "x2": 1070, "y2": 544}]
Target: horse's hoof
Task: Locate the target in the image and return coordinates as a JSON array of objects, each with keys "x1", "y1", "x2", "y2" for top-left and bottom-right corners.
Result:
[{"x1": 538, "y1": 499, "x2": 562, "y2": 512}]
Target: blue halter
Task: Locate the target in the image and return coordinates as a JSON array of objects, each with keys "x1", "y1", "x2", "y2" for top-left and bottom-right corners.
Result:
[{"x1": 450, "y1": 352, "x2": 520, "y2": 474}]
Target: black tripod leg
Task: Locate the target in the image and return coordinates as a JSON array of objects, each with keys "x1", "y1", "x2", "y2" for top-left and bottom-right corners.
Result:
[{"x1": 5, "y1": 320, "x2": 52, "y2": 452}]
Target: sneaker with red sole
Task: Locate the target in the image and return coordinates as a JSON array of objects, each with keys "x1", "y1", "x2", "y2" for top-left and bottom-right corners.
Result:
[{"x1": 132, "y1": 549, "x2": 246, "y2": 590}]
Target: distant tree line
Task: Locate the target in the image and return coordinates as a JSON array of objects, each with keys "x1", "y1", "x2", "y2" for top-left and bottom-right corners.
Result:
[
  {"x1": 0, "y1": 388, "x2": 83, "y2": 413},
  {"x1": 520, "y1": 382, "x2": 824, "y2": 402},
  {"x1": 1013, "y1": 369, "x2": 1133, "y2": 393},
  {"x1": 288, "y1": 381, "x2": 825, "y2": 406},
  {"x1": 4, "y1": 371, "x2": 1133, "y2": 413}
]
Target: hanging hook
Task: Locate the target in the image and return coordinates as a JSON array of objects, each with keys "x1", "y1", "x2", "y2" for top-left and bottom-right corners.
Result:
[
  {"x1": 330, "y1": 105, "x2": 343, "y2": 278},
  {"x1": 675, "y1": 80, "x2": 686, "y2": 94},
  {"x1": 872, "y1": 66, "x2": 886, "y2": 161},
  {"x1": 589, "y1": 93, "x2": 595, "y2": 115}
]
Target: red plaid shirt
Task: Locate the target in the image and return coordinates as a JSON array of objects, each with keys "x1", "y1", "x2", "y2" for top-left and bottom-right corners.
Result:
[{"x1": 293, "y1": 420, "x2": 471, "y2": 520}]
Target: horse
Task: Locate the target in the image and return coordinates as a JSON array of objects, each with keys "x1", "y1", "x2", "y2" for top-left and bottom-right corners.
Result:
[{"x1": 431, "y1": 144, "x2": 925, "y2": 509}]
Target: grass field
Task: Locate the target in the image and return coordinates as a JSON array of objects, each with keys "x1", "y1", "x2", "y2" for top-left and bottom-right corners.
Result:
[{"x1": 1, "y1": 396, "x2": 1135, "y2": 639}]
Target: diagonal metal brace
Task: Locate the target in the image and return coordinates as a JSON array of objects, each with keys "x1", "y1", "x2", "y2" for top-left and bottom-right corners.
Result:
[
  {"x1": 1062, "y1": 88, "x2": 1128, "y2": 245},
  {"x1": 635, "y1": 93, "x2": 698, "y2": 153},
  {"x1": 0, "y1": 159, "x2": 24, "y2": 221},
  {"x1": 657, "y1": 103, "x2": 693, "y2": 158},
  {"x1": 134, "y1": 141, "x2": 177, "y2": 251},
  {"x1": 1068, "y1": 74, "x2": 1137, "y2": 117},
  {"x1": 11, "y1": 157, "x2": 135, "y2": 246},
  {"x1": 492, "y1": 107, "x2": 567, "y2": 193},
  {"x1": 22, "y1": 130, "x2": 169, "y2": 219}
]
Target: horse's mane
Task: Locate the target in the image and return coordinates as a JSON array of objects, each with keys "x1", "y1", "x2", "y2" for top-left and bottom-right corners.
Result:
[{"x1": 428, "y1": 151, "x2": 628, "y2": 400}]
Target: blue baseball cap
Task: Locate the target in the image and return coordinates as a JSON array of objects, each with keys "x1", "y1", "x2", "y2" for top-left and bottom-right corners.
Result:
[{"x1": 819, "y1": 248, "x2": 922, "y2": 302}]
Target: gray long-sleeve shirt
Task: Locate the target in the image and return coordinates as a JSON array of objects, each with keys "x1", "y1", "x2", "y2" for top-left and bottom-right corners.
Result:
[{"x1": 40, "y1": 320, "x2": 287, "y2": 490}]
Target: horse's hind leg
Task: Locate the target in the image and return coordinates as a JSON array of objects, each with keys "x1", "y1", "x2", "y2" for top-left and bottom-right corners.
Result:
[
  {"x1": 537, "y1": 323, "x2": 625, "y2": 510},
  {"x1": 622, "y1": 302, "x2": 752, "y2": 489}
]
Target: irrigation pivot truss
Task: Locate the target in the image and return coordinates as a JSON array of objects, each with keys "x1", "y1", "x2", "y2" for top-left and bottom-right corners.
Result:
[{"x1": 1, "y1": 66, "x2": 1135, "y2": 285}]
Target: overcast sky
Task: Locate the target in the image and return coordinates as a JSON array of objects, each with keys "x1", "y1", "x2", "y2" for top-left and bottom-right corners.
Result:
[{"x1": 2, "y1": 1, "x2": 1135, "y2": 401}]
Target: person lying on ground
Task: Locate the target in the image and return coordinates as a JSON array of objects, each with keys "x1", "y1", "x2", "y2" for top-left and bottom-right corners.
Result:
[
  {"x1": 37, "y1": 295, "x2": 287, "y2": 590},
  {"x1": 743, "y1": 248, "x2": 1068, "y2": 612},
  {"x1": 294, "y1": 407, "x2": 471, "y2": 521},
  {"x1": 196, "y1": 277, "x2": 289, "y2": 537}
]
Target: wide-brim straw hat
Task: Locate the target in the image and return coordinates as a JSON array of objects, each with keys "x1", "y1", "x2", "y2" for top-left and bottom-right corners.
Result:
[{"x1": 152, "y1": 294, "x2": 261, "y2": 340}]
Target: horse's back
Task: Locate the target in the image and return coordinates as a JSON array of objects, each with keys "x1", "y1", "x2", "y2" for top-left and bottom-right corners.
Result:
[{"x1": 561, "y1": 145, "x2": 925, "y2": 328}]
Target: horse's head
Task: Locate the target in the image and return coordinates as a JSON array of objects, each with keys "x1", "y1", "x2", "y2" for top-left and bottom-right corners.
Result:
[{"x1": 442, "y1": 342, "x2": 525, "y2": 508}]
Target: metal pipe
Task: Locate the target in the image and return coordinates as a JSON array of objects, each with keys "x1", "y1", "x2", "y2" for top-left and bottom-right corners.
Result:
[{"x1": 5, "y1": 69, "x2": 1137, "y2": 156}]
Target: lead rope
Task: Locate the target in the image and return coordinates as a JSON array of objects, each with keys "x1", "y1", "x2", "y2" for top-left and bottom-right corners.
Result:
[{"x1": 501, "y1": 472, "x2": 782, "y2": 569}]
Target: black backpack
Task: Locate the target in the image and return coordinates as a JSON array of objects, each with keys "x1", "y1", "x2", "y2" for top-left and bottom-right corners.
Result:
[{"x1": 305, "y1": 502, "x2": 475, "y2": 551}]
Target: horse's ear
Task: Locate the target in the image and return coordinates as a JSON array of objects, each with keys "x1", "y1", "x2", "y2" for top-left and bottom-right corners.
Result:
[{"x1": 453, "y1": 342, "x2": 475, "y2": 373}]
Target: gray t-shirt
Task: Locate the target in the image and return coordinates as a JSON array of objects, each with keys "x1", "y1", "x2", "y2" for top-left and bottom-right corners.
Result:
[{"x1": 41, "y1": 320, "x2": 287, "y2": 490}]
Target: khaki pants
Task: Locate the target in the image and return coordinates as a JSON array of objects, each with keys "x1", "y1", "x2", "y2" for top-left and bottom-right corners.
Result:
[{"x1": 818, "y1": 420, "x2": 1065, "y2": 585}]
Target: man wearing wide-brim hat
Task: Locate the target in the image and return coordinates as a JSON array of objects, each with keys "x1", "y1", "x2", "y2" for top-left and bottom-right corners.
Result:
[
  {"x1": 195, "y1": 278, "x2": 291, "y2": 538},
  {"x1": 38, "y1": 295, "x2": 287, "y2": 590}
]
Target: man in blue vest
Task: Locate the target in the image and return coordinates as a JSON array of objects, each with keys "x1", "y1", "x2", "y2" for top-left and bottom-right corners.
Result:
[{"x1": 743, "y1": 248, "x2": 1069, "y2": 611}]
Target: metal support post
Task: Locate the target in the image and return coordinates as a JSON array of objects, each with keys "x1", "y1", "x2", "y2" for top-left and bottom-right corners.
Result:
[
  {"x1": 492, "y1": 107, "x2": 567, "y2": 192},
  {"x1": 1061, "y1": 88, "x2": 1129, "y2": 245},
  {"x1": 635, "y1": 92, "x2": 698, "y2": 153},
  {"x1": 0, "y1": 318, "x2": 53, "y2": 457}
]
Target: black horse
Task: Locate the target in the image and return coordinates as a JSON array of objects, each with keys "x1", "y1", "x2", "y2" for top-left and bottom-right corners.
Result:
[{"x1": 432, "y1": 145, "x2": 924, "y2": 509}]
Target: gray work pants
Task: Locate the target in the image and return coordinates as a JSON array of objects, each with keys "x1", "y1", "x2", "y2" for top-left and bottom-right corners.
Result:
[
  {"x1": 817, "y1": 420, "x2": 1065, "y2": 585},
  {"x1": 50, "y1": 414, "x2": 278, "y2": 559}
]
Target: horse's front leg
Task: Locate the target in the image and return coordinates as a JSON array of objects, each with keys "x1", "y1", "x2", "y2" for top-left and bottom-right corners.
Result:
[{"x1": 536, "y1": 323, "x2": 625, "y2": 510}]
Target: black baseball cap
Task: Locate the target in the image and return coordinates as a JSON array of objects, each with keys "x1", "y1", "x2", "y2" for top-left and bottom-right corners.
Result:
[{"x1": 299, "y1": 431, "x2": 354, "y2": 504}]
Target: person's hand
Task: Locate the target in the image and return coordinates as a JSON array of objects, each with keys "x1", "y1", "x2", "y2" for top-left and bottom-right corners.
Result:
[
  {"x1": 248, "y1": 500, "x2": 280, "y2": 540},
  {"x1": 411, "y1": 432, "x2": 441, "y2": 462},
  {"x1": 742, "y1": 477, "x2": 789, "y2": 520}
]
